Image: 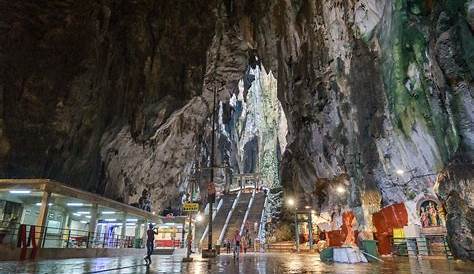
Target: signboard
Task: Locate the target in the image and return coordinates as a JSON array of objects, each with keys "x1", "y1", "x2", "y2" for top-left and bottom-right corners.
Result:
[{"x1": 183, "y1": 202, "x2": 199, "y2": 212}]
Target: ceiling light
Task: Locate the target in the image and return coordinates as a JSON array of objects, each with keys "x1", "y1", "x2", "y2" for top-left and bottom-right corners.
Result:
[
  {"x1": 9, "y1": 190, "x2": 31, "y2": 194},
  {"x1": 102, "y1": 211, "x2": 115, "y2": 214},
  {"x1": 336, "y1": 186, "x2": 346, "y2": 194},
  {"x1": 126, "y1": 219, "x2": 138, "y2": 222},
  {"x1": 80, "y1": 221, "x2": 88, "y2": 224},
  {"x1": 287, "y1": 198, "x2": 295, "y2": 207},
  {"x1": 104, "y1": 218, "x2": 116, "y2": 222},
  {"x1": 305, "y1": 205, "x2": 311, "y2": 209},
  {"x1": 35, "y1": 203, "x2": 52, "y2": 206},
  {"x1": 77, "y1": 211, "x2": 90, "y2": 214},
  {"x1": 196, "y1": 214, "x2": 203, "y2": 222},
  {"x1": 396, "y1": 169, "x2": 404, "y2": 175},
  {"x1": 73, "y1": 213, "x2": 81, "y2": 216},
  {"x1": 85, "y1": 215, "x2": 91, "y2": 219},
  {"x1": 67, "y1": 203, "x2": 84, "y2": 207}
]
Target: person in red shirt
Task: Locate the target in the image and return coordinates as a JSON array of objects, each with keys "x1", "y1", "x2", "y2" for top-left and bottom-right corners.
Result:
[{"x1": 144, "y1": 224, "x2": 158, "y2": 265}]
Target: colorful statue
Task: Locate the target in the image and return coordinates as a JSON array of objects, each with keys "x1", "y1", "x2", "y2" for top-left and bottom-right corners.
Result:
[
  {"x1": 428, "y1": 202, "x2": 439, "y2": 226},
  {"x1": 438, "y1": 206, "x2": 447, "y2": 227},
  {"x1": 342, "y1": 211, "x2": 356, "y2": 247},
  {"x1": 420, "y1": 207, "x2": 429, "y2": 227}
]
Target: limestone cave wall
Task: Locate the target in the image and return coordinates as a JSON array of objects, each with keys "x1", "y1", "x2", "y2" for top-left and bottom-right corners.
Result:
[{"x1": 1, "y1": 0, "x2": 473, "y2": 258}]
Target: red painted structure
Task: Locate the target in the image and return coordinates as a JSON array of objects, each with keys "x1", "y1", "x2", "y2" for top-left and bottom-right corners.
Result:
[
  {"x1": 326, "y1": 211, "x2": 359, "y2": 247},
  {"x1": 372, "y1": 203, "x2": 408, "y2": 255}
]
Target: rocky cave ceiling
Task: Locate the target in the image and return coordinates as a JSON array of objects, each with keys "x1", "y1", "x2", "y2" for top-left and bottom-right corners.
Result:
[{"x1": 0, "y1": 0, "x2": 473, "y2": 259}]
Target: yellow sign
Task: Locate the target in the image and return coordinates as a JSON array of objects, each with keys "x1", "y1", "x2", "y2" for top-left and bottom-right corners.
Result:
[{"x1": 183, "y1": 203, "x2": 199, "y2": 212}]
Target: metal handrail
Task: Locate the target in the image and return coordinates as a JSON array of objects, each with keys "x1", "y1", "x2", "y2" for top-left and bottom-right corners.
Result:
[
  {"x1": 199, "y1": 198, "x2": 224, "y2": 246},
  {"x1": 239, "y1": 189, "x2": 256, "y2": 236},
  {"x1": 218, "y1": 191, "x2": 241, "y2": 244},
  {"x1": 0, "y1": 221, "x2": 143, "y2": 249}
]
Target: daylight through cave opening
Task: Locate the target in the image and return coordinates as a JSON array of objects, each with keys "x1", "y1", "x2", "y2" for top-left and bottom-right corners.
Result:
[{"x1": 218, "y1": 59, "x2": 287, "y2": 195}]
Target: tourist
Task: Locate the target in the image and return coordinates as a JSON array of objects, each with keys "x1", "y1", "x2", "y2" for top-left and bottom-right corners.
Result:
[
  {"x1": 226, "y1": 239, "x2": 231, "y2": 254},
  {"x1": 233, "y1": 231, "x2": 241, "y2": 259},
  {"x1": 241, "y1": 234, "x2": 247, "y2": 253},
  {"x1": 144, "y1": 223, "x2": 158, "y2": 265}
]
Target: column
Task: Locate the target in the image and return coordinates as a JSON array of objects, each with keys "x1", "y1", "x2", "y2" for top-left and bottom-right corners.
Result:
[
  {"x1": 120, "y1": 213, "x2": 127, "y2": 247},
  {"x1": 308, "y1": 212, "x2": 313, "y2": 250},
  {"x1": 36, "y1": 191, "x2": 51, "y2": 247},
  {"x1": 89, "y1": 204, "x2": 98, "y2": 235}
]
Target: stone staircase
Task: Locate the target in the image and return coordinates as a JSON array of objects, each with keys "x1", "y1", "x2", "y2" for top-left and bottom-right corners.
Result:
[
  {"x1": 243, "y1": 192, "x2": 266, "y2": 237},
  {"x1": 200, "y1": 193, "x2": 237, "y2": 248},
  {"x1": 222, "y1": 192, "x2": 252, "y2": 241}
]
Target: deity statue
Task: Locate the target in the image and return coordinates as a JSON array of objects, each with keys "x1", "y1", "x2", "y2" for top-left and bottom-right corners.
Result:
[
  {"x1": 420, "y1": 207, "x2": 429, "y2": 227},
  {"x1": 438, "y1": 206, "x2": 447, "y2": 227},
  {"x1": 342, "y1": 211, "x2": 357, "y2": 247},
  {"x1": 428, "y1": 202, "x2": 439, "y2": 226}
]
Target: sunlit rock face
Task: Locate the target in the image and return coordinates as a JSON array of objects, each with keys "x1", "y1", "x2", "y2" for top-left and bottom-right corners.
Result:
[
  {"x1": 1, "y1": 0, "x2": 473, "y2": 253},
  {"x1": 219, "y1": 62, "x2": 286, "y2": 189}
]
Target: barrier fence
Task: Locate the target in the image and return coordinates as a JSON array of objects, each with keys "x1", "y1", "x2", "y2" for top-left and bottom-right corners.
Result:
[{"x1": 0, "y1": 221, "x2": 143, "y2": 251}]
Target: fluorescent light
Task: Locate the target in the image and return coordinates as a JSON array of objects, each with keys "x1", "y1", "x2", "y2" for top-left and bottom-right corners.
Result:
[
  {"x1": 126, "y1": 219, "x2": 138, "y2": 222},
  {"x1": 9, "y1": 190, "x2": 31, "y2": 194},
  {"x1": 35, "y1": 203, "x2": 52, "y2": 206},
  {"x1": 102, "y1": 211, "x2": 115, "y2": 214},
  {"x1": 396, "y1": 169, "x2": 405, "y2": 175},
  {"x1": 73, "y1": 213, "x2": 81, "y2": 216},
  {"x1": 67, "y1": 203, "x2": 84, "y2": 206},
  {"x1": 126, "y1": 223, "x2": 137, "y2": 226},
  {"x1": 77, "y1": 211, "x2": 90, "y2": 214},
  {"x1": 80, "y1": 221, "x2": 88, "y2": 224},
  {"x1": 104, "y1": 218, "x2": 116, "y2": 222},
  {"x1": 85, "y1": 216, "x2": 91, "y2": 219}
]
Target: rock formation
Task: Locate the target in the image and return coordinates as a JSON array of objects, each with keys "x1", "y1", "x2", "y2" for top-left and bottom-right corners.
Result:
[{"x1": 1, "y1": 0, "x2": 473, "y2": 258}]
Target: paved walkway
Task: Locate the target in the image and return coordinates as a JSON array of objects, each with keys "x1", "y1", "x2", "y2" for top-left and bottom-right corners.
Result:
[{"x1": 0, "y1": 252, "x2": 473, "y2": 273}]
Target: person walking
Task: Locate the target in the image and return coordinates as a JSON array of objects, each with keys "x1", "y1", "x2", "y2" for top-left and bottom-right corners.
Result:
[
  {"x1": 233, "y1": 231, "x2": 241, "y2": 260},
  {"x1": 241, "y1": 234, "x2": 247, "y2": 254},
  {"x1": 226, "y1": 239, "x2": 231, "y2": 254},
  {"x1": 144, "y1": 223, "x2": 158, "y2": 265}
]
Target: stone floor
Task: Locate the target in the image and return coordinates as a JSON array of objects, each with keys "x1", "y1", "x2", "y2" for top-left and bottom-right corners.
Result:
[{"x1": 0, "y1": 252, "x2": 473, "y2": 274}]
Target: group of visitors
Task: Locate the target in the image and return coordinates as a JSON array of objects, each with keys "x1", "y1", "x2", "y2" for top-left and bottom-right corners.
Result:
[{"x1": 223, "y1": 229, "x2": 255, "y2": 259}]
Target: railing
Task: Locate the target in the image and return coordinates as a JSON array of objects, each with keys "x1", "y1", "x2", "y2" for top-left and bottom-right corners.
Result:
[
  {"x1": 0, "y1": 221, "x2": 143, "y2": 250},
  {"x1": 239, "y1": 189, "x2": 255, "y2": 236},
  {"x1": 218, "y1": 191, "x2": 241, "y2": 245},
  {"x1": 257, "y1": 191, "x2": 269, "y2": 245},
  {"x1": 199, "y1": 198, "x2": 224, "y2": 248}
]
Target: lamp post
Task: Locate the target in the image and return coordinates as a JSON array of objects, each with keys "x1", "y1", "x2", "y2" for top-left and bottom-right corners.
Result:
[
  {"x1": 287, "y1": 198, "x2": 299, "y2": 252},
  {"x1": 205, "y1": 83, "x2": 217, "y2": 256},
  {"x1": 307, "y1": 207, "x2": 313, "y2": 251}
]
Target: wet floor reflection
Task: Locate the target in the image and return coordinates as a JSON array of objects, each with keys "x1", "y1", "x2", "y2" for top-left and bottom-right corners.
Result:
[{"x1": 0, "y1": 252, "x2": 473, "y2": 273}]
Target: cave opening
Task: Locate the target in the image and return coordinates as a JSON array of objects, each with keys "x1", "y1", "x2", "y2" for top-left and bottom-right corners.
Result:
[{"x1": 218, "y1": 57, "x2": 287, "y2": 194}]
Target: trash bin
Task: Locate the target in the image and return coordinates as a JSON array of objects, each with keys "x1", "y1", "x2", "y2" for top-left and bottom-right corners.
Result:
[
  {"x1": 320, "y1": 247, "x2": 334, "y2": 263},
  {"x1": 361, "y1": 240, "x2": 380, "y2": 262}
]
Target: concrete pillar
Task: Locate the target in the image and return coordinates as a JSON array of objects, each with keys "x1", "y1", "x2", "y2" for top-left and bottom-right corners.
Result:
[
  {"x1": 89, "y1": 204, "x2": 98, "y2": 237},
  {"x1": 308, "y1": 212, "x2": 313, "y2": 250},
  {"x1": 36, "y1": 191, "x2": 51, "y2": 246},
  {"x1": 120, "y1": 213, "x2": 127, "y2": 247}
]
